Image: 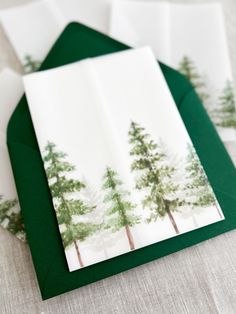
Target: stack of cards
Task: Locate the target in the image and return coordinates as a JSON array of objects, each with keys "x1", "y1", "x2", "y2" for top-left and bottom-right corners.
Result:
[
  {"x1": 0, "y1": 1, "x2": 236, "y2": 300},
  {"x1": 7, "y1": 23, "x2": 236, "y2": 299}
]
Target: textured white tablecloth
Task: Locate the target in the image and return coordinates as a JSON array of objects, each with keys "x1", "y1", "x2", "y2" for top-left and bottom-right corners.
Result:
[{"x1": 0, "y1": 0, "x2": 236, "y2": 313}]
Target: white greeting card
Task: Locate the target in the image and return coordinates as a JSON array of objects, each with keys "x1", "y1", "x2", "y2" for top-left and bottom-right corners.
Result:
[
  {"x1": 0, "y1": 0, "x2": 117, "y2": 69},
  {"x1": 23, "y1": 47, "x2": 224, "y2": 271},
  {"x1": 110, "y1": 1, "x2": 236, "y2": 164},
  {"x1": 0, "y1": 68, "x2": 25, "y2": 241},
  {"x1": 49, "y1": 0, "x2": 114, "y2": 34},
  {"x1": 110, "y1": 1, "x2": 170, "y2": 60},
  {"x1": 0, "y1": 0, "x2": 65, "y2": 67}
]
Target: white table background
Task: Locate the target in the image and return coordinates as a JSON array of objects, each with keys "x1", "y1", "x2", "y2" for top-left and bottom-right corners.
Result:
[{"x1": 0, "y1": 0, "x2": 236, "y2": 313}]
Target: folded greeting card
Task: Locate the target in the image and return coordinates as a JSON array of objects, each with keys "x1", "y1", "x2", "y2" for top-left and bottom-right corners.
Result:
[
  {"x1": 110, "y1": 2, "x2": 236, "y2": 164},
  {"x1": 0, "y1": 68, "x2": 25, "y2": 241},
  {"x1": 23, "y1": 46, "x2": 224, "y2": 271},
  {"x1": 7, "y1": 23, "x2": 236, "y2": 299}
]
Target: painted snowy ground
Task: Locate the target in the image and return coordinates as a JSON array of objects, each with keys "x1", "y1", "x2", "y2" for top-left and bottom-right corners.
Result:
[{"x1": 66, "y1": 204, "x2": 223, "y2": 272}]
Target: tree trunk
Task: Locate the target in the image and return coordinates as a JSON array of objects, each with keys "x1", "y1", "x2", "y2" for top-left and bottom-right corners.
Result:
[
  {"x1": 214, "y1": 201, "x2": 223, "y2": 219},
  {"x1": 166, "y1": 207, "x2": 180, "y2": 234},
  {"x1": 74, "y1": 240, "x2": 84, "y2": 268},
  {"x1": 125, "y1": 225, "x2": 135, "y2": 250}
]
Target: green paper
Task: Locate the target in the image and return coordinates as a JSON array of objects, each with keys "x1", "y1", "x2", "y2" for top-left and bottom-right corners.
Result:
[{"x1": 7, "y1": 23, "x2": 236, "y2": 300}]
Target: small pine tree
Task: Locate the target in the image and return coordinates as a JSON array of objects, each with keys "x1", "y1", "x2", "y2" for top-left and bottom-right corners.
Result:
[
  {"x1": 215, "y1": 80, "x2": 236, "y2": 128},
  {"x1": 102, "y1": 167, "x2": 140, "y2": 250},
  {"x1": 185, "y1": 144, "x2": 222, "y2": 218},
  {"x1": 23, "y1": 55, "x2": 41, "y2": 73},
  {"x1": 178, "y1": 56, "x2": 209, "y2": 102},
  {"x1": 0, "y1": 195, "x2": 25, "y2": 238},
  {"x1": 7, "y1": 211, "x2": 24, "y2": 236},
  {"x1": 43, "y1": 142, "x2": 96, "y2": 267},
  {"x1": 128, "y1": 121, "x2": 183, "y2": 234}
]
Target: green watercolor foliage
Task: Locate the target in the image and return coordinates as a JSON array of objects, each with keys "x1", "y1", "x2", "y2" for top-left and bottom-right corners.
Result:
[{"x1": 102, "y1": 166, "x2": 140, "y2": 232}]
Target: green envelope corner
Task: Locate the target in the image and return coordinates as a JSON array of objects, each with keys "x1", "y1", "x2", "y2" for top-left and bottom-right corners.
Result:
[{"x1": 7, "y1": 22, "x2": 236, "y2": 300}]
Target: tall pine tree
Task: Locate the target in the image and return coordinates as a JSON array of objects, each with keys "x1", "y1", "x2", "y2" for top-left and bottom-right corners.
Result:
[
  {"x1": 23, "y1": 55, "x2": 41, "y2": 73},
  {"x1": 43, "y1": 142, "x2": 96, "y2": 267},
  {"x1": 215, "y1": 80, "x2": 236, "y2": 128},
  {"x1": 102, "y1": 167, "x2": 139, "y2": 250},
  {"x1": 178, "y1": 56, "x2": 209, "y2": 102},
  {"x1": 185, "y1": 144, "x2": 222, "y2": 219},
  {"x1": 128, "y1": 121, "x2": 183, "y2": 234}
]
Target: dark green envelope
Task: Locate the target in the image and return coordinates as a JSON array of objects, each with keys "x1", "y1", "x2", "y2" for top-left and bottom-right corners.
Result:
[{"x1": 7, "y1": 23, "x2": 236, "y2": 300}]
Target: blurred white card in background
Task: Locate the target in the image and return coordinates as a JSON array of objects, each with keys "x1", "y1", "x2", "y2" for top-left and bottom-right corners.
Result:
[
  {"x1": 0, "y1": 68, "x2": 25, "y2": 241},
  {"x1": 110, "y1": 1, "x2": 170, "y2": 61},
  {"x1": 0, "y1": 0, "x2": 65, "y2": 66},
  {"x1": 0, "y1": 68, "x2": 23, "y2": 133},
  {"x1": 0, "y1": 0, "x2": 118, "y2": 68},
  {"x1": 110, "y1": 1, "x2": 236, "y2": 164},
  {"x1": 49, "y1": 0, "x2": 114, "y2": 34}
]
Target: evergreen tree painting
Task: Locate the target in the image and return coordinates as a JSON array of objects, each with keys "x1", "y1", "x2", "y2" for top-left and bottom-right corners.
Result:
[
  {"x1": 178, "y1": 56, "x2": 209, "y2": 102},
  {"x1": 0, "y1": 195, "x2": 25, "y2": 239},
  {"x1": 102, "y1": 167, "x2": 140, "y2": 250},
  {"x1": 0, "y1": 195, "x2": 17, "y2": 222},
  {"x1": 185, "y1": 144, "x2": 222, "y2": 219},
  {"x1": 23, "y1": 55, "x2": 41, "y2": 73},
  {"x1": 215, "y1": 80, "x2": 236, "y2": 128},
  {"x1": 128, "y1": 121, "x2": 183, "y2": 234},
  {"x1": 43, "y1": 142, "x2": 96, "y2": 267}
]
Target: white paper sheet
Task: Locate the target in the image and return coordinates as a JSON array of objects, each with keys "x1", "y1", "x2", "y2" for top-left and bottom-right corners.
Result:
[
  {"x1": 23, "y1": 47, "x2": 223, "y2": 271},
  {"x1": 49, "y1": 0, "x2": 114, "y2": 34},
  {"x1": 110, "y1": 1, "x2": 236, "y2": 164},
  {"x1": 0, "y1": 0, "x2": 120, "y2": 68},
  {"x1": 0, "y1": 0, "x2": 65, "y2": 66}
]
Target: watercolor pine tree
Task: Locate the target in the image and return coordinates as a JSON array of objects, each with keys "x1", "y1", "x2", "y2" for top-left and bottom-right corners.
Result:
[
  {"x1": 0, "y1": 195, "x2": 17, "y2": 224},
  {"x1": 185, "y1": 144, "x2": 222, "y2": 219},
  {"x1": 23, "y1": 55, "x2": 41, "y2": 73},
  {"x1": 102, "y1": 167, "x2": 140, "y2": 250},
  {"x1": 128, "y1": 121, "x2": 183, "y2": 234},
  {"x1": 7, "y1": 211, "x2": 24, "y2": 236},
  {"x1": 43, "y1": 142, "x2": 96, "y2": 267},
  {"x1": 0, "y1": 195, "x2": 24, "y2": 239},
  {"x1": 215, "y1": 80, "x2": 236, "y2": 128},
  {"x1": 178, "y1": 56, "x2": 209, "y2": 102}
]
